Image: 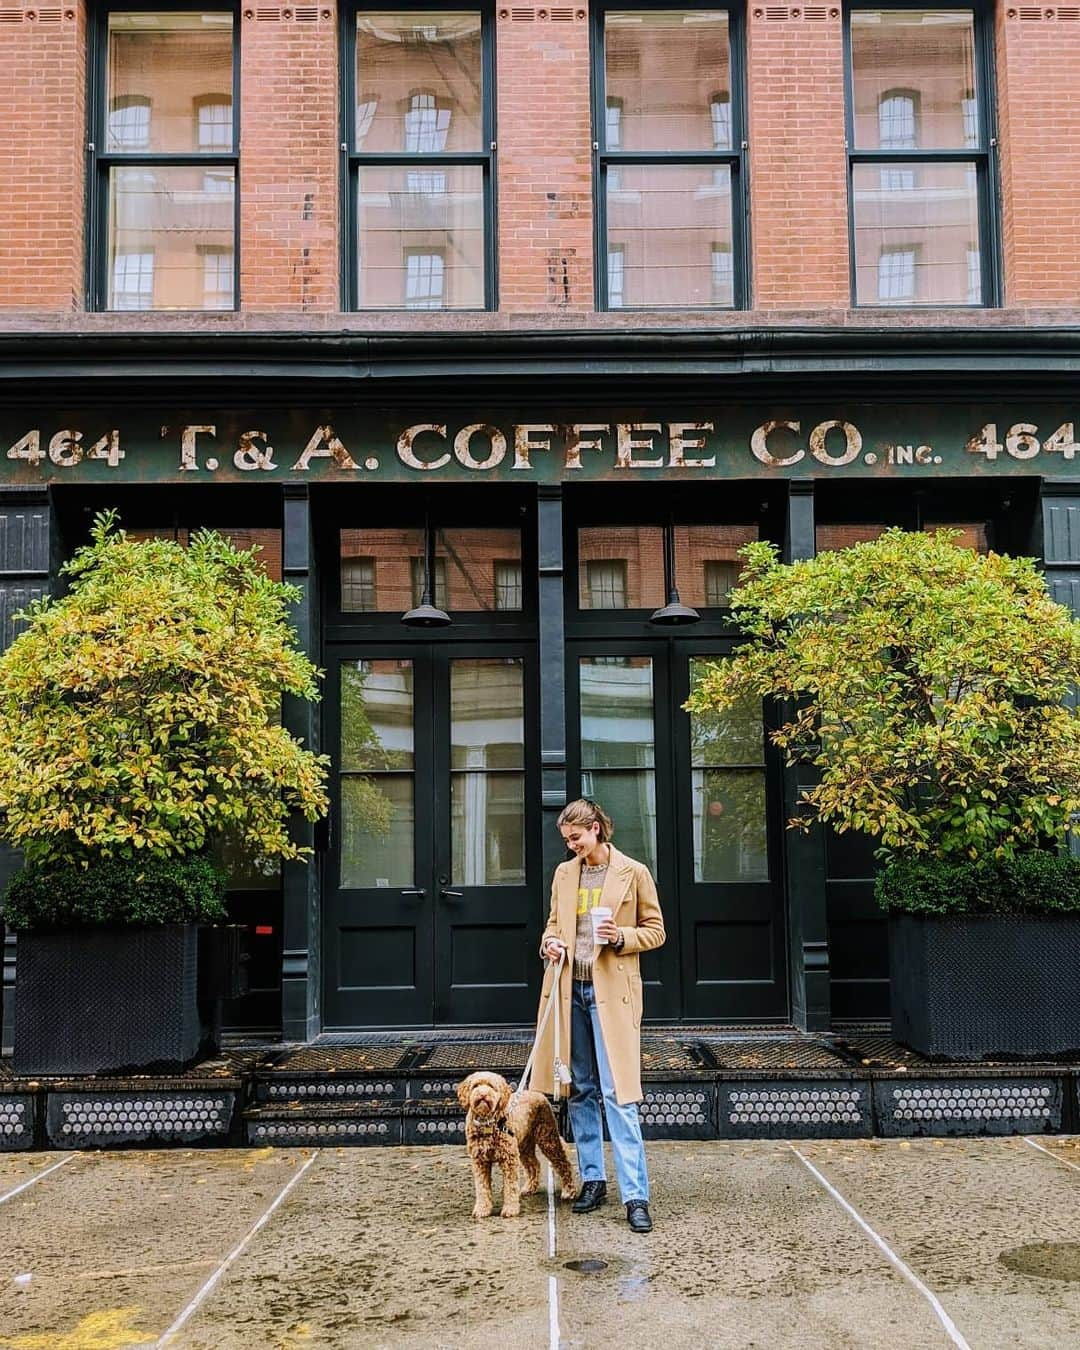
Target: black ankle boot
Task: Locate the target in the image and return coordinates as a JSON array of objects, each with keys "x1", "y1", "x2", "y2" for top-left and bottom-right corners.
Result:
[{"x1": 572, "y1": 1181, "x2": 607, "y2": 1213}]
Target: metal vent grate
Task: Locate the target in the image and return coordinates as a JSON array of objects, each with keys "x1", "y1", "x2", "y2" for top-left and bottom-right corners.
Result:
[
  {"x1": 641, "y1": 1086, "x2": 715, "y2": 1138},
  {"x1": 0, "y1": 1096, "x2": 33, "y2": 1150},
  {"x1": 875, "y1": 1078, "x2": 1062, "y2": 1137},
  {"x1": 48, "y1": 1091, "x2": 234, "y2": 1147},
  {"x1": 758, "y1": 4, "x2": 834, "y2": 15},
  {"x1": 270, "y1": 1045, "x2": 411, "y2": 1072},
  {"x1": 722, "y1": 1082, "x2": 870, "y2": 1138},
  {"x1": 892, "y1": 1083, "x2": 1052, "y2": 1121},
  {"x1": 265, "y1": 1078, "x2": 398, "y2": 1099},
  {"x1": 413, "y1": 1118, "x2": 463, "y2": 1137},
  {"x1": 424, "y1": 1042, "x2": 528, "y2": 1071},
  {"x1": 250, "y1": 1118, "x2": 394, "y2": 1143},
  {"x1": 730, "y1": 1087, "x2": 862, "y2": 1124}
]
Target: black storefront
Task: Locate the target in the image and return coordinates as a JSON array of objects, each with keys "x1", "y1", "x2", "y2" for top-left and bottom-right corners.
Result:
[{"x1": 2, "y1": 326, "x2": 1077, "y2": 1050}]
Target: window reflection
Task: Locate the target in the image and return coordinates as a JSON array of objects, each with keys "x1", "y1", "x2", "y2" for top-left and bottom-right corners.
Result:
[
  {"x1": 451, "y1": 659, "x2": 525, "y2": 886},
  {"x1": 580, "y1": 657, "x2": 657, "y2": 875},
  {"x1": 689, "y1": 660, "x2": 768, "y2": 882},
  {"x1": 340, "y1": 527, "x2": 522, "y2": 612},
  {"x1": 340, "y1": 659, "x2": 415, "y2": 889},
  {"x1": 579, "y1": 527, "x2": 664, "y2": 610}
]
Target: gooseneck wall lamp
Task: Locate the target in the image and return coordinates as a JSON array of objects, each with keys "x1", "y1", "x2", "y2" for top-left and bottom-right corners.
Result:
[
  {"x1": 650, "y1": 515, "x2": 701, "y2": 627},
  {"x1": 401, "y1": 510, "x2": 452, "y2": 628}
]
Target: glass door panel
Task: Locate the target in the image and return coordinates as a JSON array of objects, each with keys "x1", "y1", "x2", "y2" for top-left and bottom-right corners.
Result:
[
  {"x1": 339, "y1": 659, "x2": 415, "y2": 888},
  {"x1": 688, "y1": 668, "x2": 769, "y2": 884},
  {"x1": 450, "y1": 657, "x2": 525, "y2": 886},
  {"x1": 579, "y1": 655, "x2": 657, "y2": 875}
]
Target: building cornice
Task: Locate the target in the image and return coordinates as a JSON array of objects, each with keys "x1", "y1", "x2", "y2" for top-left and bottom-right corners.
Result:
[{"x1": 1, "y1": 325, "x2": 1080, "y2": 393}]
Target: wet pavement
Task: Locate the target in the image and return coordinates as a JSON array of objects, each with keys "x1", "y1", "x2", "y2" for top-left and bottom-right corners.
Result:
[{"x1": 2, "y1": 1138, "x2": 1080, "y2": 1348}]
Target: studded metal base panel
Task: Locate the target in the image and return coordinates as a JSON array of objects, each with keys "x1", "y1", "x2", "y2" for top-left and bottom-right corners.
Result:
[
  {"x1": 0, "y1": 1094, "x2": 35, "y2": 1150},
  {"x1": 46, "y1": 1090, "x2": 237, "y2": 1149},
  {"x1": 4, "y1": 1033, "x2": 1080, "y2": 1150}
]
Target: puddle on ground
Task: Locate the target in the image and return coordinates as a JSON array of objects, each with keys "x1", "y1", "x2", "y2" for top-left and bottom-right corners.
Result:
[{"x1": 1000, "y1": 1243, "x2": 1080, "y2": 1283}]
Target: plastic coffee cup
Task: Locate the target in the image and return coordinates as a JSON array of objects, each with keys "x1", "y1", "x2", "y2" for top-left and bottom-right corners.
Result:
[{"x1": 590, "y1": 906, "x2": 613, "y2": 943}]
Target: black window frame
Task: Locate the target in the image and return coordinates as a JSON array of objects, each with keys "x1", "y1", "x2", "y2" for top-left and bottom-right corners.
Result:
[
  {"x1": 341, "y1": 3, "x2": 498, "y2": 312},
  {"x1": 591, "y1": 2, "x2": 749, "y2": 312},
  {"x1": 87, "y1": 2, "x2": 241, "y2": 313},
  {"x1": 844, "y1": 1, "x2": 1000, "y2": 309}
]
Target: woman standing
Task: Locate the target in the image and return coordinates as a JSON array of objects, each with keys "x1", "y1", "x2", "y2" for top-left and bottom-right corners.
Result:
[{"x1": 528, "y1": 798, "x2": 666, "y2": 1233}]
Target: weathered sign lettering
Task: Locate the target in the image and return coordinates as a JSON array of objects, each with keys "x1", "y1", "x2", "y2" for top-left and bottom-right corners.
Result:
[{"x1": 4, "y1": 408, "x2": 1080, "y2": 484}]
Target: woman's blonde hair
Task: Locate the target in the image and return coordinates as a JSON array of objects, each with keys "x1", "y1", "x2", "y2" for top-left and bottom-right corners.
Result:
[{"x1": 556, "y1": 798, "x2": 614, "y2": 842}]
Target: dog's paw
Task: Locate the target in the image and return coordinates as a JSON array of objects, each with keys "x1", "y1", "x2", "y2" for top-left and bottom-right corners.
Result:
[
  {"x1": 500, "y1": 1206, "x2": 521, "y2": 1218},
  {"x1": 472, "y1": 1205, "x2": 493, "y2": 1220},
  {"x1": 560, "y1": 1186, "x2": 576, "y2": 1201}
]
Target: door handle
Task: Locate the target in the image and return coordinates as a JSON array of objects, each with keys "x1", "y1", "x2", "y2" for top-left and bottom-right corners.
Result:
[
  {"x1": 401, "y1": 889, "x2": 426, "y2": 898},
  {"x1": 440, "y1": 889, "x2": 464, "y2": 900}
]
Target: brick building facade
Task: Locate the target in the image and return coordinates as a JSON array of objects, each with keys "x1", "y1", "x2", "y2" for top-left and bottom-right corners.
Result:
[{"x1": 1, "y1": 3, "x2": 1080, "y2": 1044}]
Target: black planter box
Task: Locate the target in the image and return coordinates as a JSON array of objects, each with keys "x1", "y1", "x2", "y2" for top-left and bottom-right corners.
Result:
[
  {"x1": 889, "y1": 913, "x2": 1080, "y2": 1061},
  {"x1": 14, "y1": 923, "x2": 205, "y2": 1077}
]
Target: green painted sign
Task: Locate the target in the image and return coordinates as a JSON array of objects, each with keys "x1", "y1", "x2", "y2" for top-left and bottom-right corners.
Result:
[{"x1": 3, "y1": 405, "x2": 1080, "y2": 483}]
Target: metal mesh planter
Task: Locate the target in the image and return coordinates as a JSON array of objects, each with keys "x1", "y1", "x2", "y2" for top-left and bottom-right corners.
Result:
[
  {"x1": 14, "y1": 924, "x2": 203, "y2": 1076},
  {"x1": 889, "y1": 914, "x2": 1080, "y2": 1061}
]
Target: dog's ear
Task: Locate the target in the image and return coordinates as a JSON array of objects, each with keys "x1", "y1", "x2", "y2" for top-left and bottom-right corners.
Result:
[
  {"x1": 455, "y1": 1075, "x2": 476, "y2": 1109},
  {"x1": 498, "y1": 1077, "x2": 513, "y2": 1113}
]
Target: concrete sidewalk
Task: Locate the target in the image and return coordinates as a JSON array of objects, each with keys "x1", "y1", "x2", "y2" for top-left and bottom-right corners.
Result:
[{"x1": 2, "y1": 1137, "x2": 1080, "y2": 1349}]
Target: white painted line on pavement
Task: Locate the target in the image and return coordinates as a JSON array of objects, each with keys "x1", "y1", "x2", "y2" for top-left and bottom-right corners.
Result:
[
  {"x1": 155, "y1": 1150, "x2": 320, "y2": 1348},
  {"x1": 547, "y1": 1164, "x2": 561, "y2": 1350},
  {"x1": 1023, "y1": 1136, "x2": 1080, "y2": 1173},
  {"x1": 0, "y1": 1154, "x2": 73, "y2": 1206},
  {"x1": 789, "y1": 1144, "x2": 971, "y2": 1350}
]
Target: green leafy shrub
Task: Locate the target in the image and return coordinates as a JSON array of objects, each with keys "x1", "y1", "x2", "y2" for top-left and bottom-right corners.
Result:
[
  {"x1": 3, "y1": 854, "x2": 227, "y2": 932},
  {"x1": 686, "y1": 529, "x2": 1080, "y2": 867},
  {"x1": 877, "y1": 852, "x2": 1080, "y2": 917},
  {"x1": 0, "y1": 511, "x2": 328, "y2": 874}
]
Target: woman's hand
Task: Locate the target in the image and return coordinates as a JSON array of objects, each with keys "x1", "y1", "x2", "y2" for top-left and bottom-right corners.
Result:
[
  {"x1": 595, "y1": 917, "x2": 620, "y2": 945},
  {"x1": 543, "y1": 937, "x2": 567, "y2": 962}
]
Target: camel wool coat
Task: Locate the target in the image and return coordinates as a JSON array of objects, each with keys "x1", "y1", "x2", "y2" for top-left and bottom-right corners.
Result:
[{"x1": 528, "y1": 844, "x2": 666, "y2": 1106}]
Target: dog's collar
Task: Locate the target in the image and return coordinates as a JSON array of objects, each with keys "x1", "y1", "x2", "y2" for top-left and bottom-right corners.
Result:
[{"x1": 469, "y1": 1114, "x2": 512, "y2": 1136}]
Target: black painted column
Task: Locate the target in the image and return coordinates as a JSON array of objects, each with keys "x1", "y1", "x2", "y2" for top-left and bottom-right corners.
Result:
[
  {"x1": 782, "y1": 479, "x2": 831, "y2": 1030},
  {"x1": 0, "y1": 490, "x2": 55, "y2": 1054},
  {"x1": 281, "y1": 485, "x2": 321, "y2": 1041},
  {"x1": 1039, "y1": 480, "x2": 1080, "y2": 859},
  {"x1": 537, "y1": 486, "x2": 568, "y2": 916}
]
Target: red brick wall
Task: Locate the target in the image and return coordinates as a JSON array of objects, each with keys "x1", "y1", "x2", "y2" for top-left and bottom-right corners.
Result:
[
  {"x1": 746, "y1": 7, "x2": 849, "y2": 308},
  {"x1": 239, "y1": 8, "x2": 339, "y2": 311},
  {"x1": 495, "y1": 8, "x2": 594, "y2": 312},
  {"x1": 0, "y1": 5, "x2": 86, "y2": 310},
  {"x1": 995, "y1": 9, "x2": 1080, "y2": 305}
]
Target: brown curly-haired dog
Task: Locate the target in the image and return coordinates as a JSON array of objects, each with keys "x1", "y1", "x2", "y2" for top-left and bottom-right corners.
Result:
[{"x1": 456, "y1": 1070, "x2": 575, "y2": 1219}]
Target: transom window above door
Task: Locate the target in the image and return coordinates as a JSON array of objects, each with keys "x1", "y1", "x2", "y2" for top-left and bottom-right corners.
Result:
[
  {"x1": 345, "y1": 9, "x2": 495, "y2": 310},
  {"x1": 577, "y1": 524, "x2": 757, "y2": 610},
  {"x1": 339, "y1": 526, "x2": 523, "y2": 613},
  {"x1": 594, "y1": 8, "x2": 747, "y2": 309}
]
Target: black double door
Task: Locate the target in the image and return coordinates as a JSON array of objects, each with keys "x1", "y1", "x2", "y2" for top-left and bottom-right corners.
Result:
[
  {"x1": 323, "y1": 643, "x2": 539, "y2": 1028},
  {"x1": 324, "y1": 636, "x2": 789, "y2": 1028},
  {"x1": 570, "y1": 638, "x2": 789, "y2": 1022}
]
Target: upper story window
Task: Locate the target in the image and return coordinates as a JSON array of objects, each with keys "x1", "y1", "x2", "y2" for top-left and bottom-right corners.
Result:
[
  {"x1": 92, "y1": 11, "x2": 237, "y2": 312},
  {"x1": 847, "y1": 8, "x2": 996, "y2": 307},
  {"x1": 345, "y1": 10, "x2": 494, "y2": 311},
  {"x1": 595, "y1": 9, "x2": 746, "y2": 310}
]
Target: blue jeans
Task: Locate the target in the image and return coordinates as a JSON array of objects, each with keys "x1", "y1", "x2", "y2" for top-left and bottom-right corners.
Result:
[{"x1": 568, "y1": 979, "x2": 649, "y2": 1204}]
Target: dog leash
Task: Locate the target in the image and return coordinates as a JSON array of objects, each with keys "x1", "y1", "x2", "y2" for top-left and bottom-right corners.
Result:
[{"x1": 510, "y1": 947, "x2": 571, "y2": 1109}]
